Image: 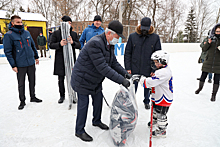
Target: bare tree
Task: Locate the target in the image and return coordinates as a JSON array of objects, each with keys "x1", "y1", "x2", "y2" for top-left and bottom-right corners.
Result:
[
  {"x1": 217, "y1": 8, "x2": 220, "y2": 23},
  {"x1": 30, "y1": 0, "x2": 52, "y2": 26},
  {"x1": 168, "y1": 0, "x2": 185, "y2": 42},
  {"x1": 191, "y1": 0, "x2": 215, "y2": 42},
  {"x1": 89, "y1": 0, "x2": 114, "y2": 22},
  {"x1": 0, "y1": 0, "x2": 12, "y2": 10}
]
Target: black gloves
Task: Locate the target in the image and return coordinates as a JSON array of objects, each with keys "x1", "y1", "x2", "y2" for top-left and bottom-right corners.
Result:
[
  {"x1": 125, "y1": 73, "x2": 132, "y2": 79},
  {"x1": 122, "y1": 79, "x2": 130, "y2": 88}
]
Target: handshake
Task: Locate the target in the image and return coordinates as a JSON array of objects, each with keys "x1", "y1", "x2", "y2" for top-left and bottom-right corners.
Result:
[{"x1": 122, "y1": 73, "x2": 146, "y2": 88}]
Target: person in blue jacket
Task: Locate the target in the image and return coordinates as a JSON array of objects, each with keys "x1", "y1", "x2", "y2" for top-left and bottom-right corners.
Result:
[
  {"x1": 71, "y1": 20, "x2": 132, "y2": 142},
  {"x1": 3, "y1": 15, "x2": 42, "y2": 110},
  {"x1": 124, "y1": 17, "x2": 161, "y2": 110},
  {"x1": 79, "y1": 15, "x2": 104, "y2": 49}
]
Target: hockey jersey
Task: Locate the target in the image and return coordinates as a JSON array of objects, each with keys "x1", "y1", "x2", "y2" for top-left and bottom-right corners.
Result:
[{"x1": 143, "y1": 65, "x2": 173, "y2": 106}]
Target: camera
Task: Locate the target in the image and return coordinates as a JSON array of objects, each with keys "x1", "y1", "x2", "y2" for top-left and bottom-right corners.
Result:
[{"x1": 208, "y1": 35, "x2": 217, "y2": 42}]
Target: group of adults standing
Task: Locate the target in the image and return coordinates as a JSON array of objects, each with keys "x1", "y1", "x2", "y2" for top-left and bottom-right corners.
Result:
[
  {"x1": 3, "y1": 13, "x2": 162, "y2": 142},
  {"x1": 3, "y1": 12, "x2": 220, "y2": 143},
  {"x1": 70, "y1": 16, "x2": 161, "y2": 141}
]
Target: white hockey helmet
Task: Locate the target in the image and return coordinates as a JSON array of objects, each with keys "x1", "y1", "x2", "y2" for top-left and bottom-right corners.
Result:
[{"x1": 151, "y1": 50, "x2": 170, "y2": 65}]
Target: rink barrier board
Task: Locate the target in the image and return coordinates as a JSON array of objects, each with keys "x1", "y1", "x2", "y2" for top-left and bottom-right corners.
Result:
[{"x1": 0, "y1": 43, "x2": 201, "y2": 64}]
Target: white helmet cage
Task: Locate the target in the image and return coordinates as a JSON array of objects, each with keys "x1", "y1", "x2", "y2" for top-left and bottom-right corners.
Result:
[{"x1": 151, "y1": 50, "x2": 170, "y2": 65}]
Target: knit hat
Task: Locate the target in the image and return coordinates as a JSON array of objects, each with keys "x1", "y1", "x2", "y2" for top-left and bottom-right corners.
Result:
[
  {"x1": 61, "y1": 16, "x2": 72, "y2": 22},
  {"x1": 93, "y1": 15, "x2": 102, "y2": 22}
]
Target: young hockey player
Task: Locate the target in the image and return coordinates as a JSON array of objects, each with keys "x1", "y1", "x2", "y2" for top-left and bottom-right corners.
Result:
[{"x1": 139, "y1": 50, "x2": 173, "y2": 137}]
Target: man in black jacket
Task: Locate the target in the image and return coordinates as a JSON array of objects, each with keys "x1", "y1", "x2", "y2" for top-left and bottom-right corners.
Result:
[
  {"x1": 50, "y1": 16, "x2": 81, "y2": 104},
  {"x1": 124, "y1": 17, "x2": 161, "y2": 109},
  {"x1": 71, "y1": 20, "x2": 131, "y2": 142}
]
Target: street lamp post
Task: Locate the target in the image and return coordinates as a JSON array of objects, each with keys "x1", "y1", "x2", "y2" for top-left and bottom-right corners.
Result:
[{"x1": 119, "y1": 0, "x2": 122, "y2": 23}]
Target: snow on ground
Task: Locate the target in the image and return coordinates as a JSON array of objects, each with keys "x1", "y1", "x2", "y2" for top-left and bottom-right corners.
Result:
[{"x1": 0, "y1": 51, "x2": 220, "y2": 147}]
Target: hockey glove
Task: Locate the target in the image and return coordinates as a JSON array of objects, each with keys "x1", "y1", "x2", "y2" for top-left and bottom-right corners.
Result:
[
  {"x1": 122, "y1": 79, "x2": 130, "y2": 88},
  {"x1": 131, "y1": 75, "x2": 141, "y2": 82},
  {"x1": 139, "y1": 76, "x2": 147, "y2": 88},
  {"x1": 125, "y1": 73, "x2": 132, "y2": 79}
]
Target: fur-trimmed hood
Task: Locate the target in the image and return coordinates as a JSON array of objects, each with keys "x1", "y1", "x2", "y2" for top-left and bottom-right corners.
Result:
[
  {"x1": 210, "y1": 23, "x2": 220, "y2": 38},
  {"x1": 135, "y1": 25, "x2": 155, "y2": 35}
]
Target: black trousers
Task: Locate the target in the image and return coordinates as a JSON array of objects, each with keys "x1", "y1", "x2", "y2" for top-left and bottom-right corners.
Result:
[
  {"x1": 200, "y1": 72, "x2": 220, "y2": 85},
  {"x1": 58, "y1": 76, "x2": 65, "y2": 97},
  {"x1": 17, "y1": 64, "x2": 36, "y2": 102},
  {"x1": 75, "y1": 91, "x2": 103, "y2": 134},
  {"x1": 134, "y1": 81, "x2": 150, "y2": 104}
]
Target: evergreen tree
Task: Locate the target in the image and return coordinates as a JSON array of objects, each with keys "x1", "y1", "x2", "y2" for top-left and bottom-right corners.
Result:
[
  {"x1": 184, "y1": 7, "x2": 198, "y2": 43},
  {"x1": 173, "y1": 31, "x2": 184, "y2": 43}
]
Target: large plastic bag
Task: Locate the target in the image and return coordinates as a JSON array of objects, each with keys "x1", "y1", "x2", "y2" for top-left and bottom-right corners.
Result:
[{"x1": 109, "y1": 81, "x2": 138, "y2": 146}]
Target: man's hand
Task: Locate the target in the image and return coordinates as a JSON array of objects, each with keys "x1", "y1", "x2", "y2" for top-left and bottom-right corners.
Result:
[
  {"x1": 12, "y1": 67, "x2": 18, "y2": 73},
  {"x1": 35, "y1": 59, "x2": 39, "y2": 65},
  {"x1": 67, "y1": 36, "x2": 73, "y2": 44},
  {"x1": 204, "y1": 41, "x2": 206, "y2": 44},
  {"x1": 127, "y1": 70, "x2": 131, "y2": 74},
  {"x1": 208, "y1": 38, "x2": 212, "y2": 44},
  {"x1": 150, "y1": 72, "x2": 155, "y2": 77},
  {"x1": 60, "y1": 39, "x2": 67, "y2": 46}
]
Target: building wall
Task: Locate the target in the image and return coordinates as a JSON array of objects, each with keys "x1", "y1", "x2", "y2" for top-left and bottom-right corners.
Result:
[
  {"x1": 0, "y1": 19, "x2": 47, "y2": 39},
  {"x1": 71, "y1": 20, "x2": 138, "y2": 42}
]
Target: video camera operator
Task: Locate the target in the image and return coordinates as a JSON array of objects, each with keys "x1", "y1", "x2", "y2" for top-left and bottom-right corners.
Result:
[{"x1": 195, "y1": 23, "x2": 220, "y2": 102}]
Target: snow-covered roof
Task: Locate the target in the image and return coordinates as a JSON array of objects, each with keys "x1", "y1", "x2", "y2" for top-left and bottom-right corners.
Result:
[{"x1": 0, "y1": 10, "x2": 47, "y2": 22}]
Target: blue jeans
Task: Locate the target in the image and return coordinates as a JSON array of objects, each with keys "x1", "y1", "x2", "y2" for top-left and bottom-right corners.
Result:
[
  {"x1": 134, "y1": 81, "x2": 150, "y2": 104},
  {"x1": 202, "y1": 59, "x2": 212, "y2": 80}
]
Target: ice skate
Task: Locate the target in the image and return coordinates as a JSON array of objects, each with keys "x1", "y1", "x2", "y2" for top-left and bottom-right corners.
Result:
[{"x1": 152, "y1": 128, "x2": 166, "y2": 138}]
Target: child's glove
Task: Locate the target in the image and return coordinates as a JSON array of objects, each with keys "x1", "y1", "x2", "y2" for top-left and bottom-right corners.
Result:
[
  {"x1": 139, "y1": 76, "x2": 147, "y2": 87},
  {"x1": 131, "y1": 75, "x2": 141, "y2": 83}
]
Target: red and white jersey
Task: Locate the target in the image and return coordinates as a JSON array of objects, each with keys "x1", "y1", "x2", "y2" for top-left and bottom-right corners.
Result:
[{"x1": 143, "y1": 65, "x2": 173, "y2": 106}]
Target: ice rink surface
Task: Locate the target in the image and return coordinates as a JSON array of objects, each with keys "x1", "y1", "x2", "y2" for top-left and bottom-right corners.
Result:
[{"x1": 0, "y1": 52, "x2": 220, "y2": 147}]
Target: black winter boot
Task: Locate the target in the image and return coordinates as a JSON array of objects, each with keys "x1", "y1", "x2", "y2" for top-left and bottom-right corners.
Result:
[
  {"x1": 58, "y1": 96, "x2": 65, "y2": 104},
  {"x1": 30, "y1": 97, "x2": 42, "y2": 103},
  {"x1": 18, "y1": 101, "x2": 26, "y2": 110},
  {"x1": 195, "y1": 81, "x2": 205, "y2": 94},
  {"x1": 211, "y1": 84, "x2": 219, "y2": 102}
]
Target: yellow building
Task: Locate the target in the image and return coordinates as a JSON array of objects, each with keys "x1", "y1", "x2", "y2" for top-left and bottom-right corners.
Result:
[{"x1": 0, "y1": 10, "x2": 48, "y2": 49}]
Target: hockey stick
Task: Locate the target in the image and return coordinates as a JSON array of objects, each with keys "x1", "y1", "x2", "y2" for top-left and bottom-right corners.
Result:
[
  {"x1": 103, "y1": 95, "x2": 111, "y2": 108},
  {"x1": 149, "y1": 101, "x2": 153, "y2": 147}
]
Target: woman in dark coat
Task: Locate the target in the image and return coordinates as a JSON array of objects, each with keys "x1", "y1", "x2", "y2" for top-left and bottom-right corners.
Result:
[
  {"x1": 195, "y1": 23, "x2": 220, "y2": 101},
  {"x1": 50, "y1": 16, "x2": 81, "y2": 103}
]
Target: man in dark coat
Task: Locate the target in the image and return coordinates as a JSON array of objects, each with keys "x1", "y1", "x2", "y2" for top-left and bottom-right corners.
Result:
[
  {"x1": 71, "y1": 20, "x2": 131, "y2": 142},
  {"x1": 48, "y1": 29, "x2": 53, "y2": 50},
  {"x1": 124, "y1": 17, "x2": 161, "y2": 109},
  {"x1": 195, "y1": 23, "x2": 220, "y2": 101},
  {"x1": 50, "y1": 16, "x2": 81, "y2": 104},
  {"x1": 37, "y1": 32, "x2": 47, "y2": 57},
  {"x1": 3, "y1": 15, "x2": 42, "y2": 110}
]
